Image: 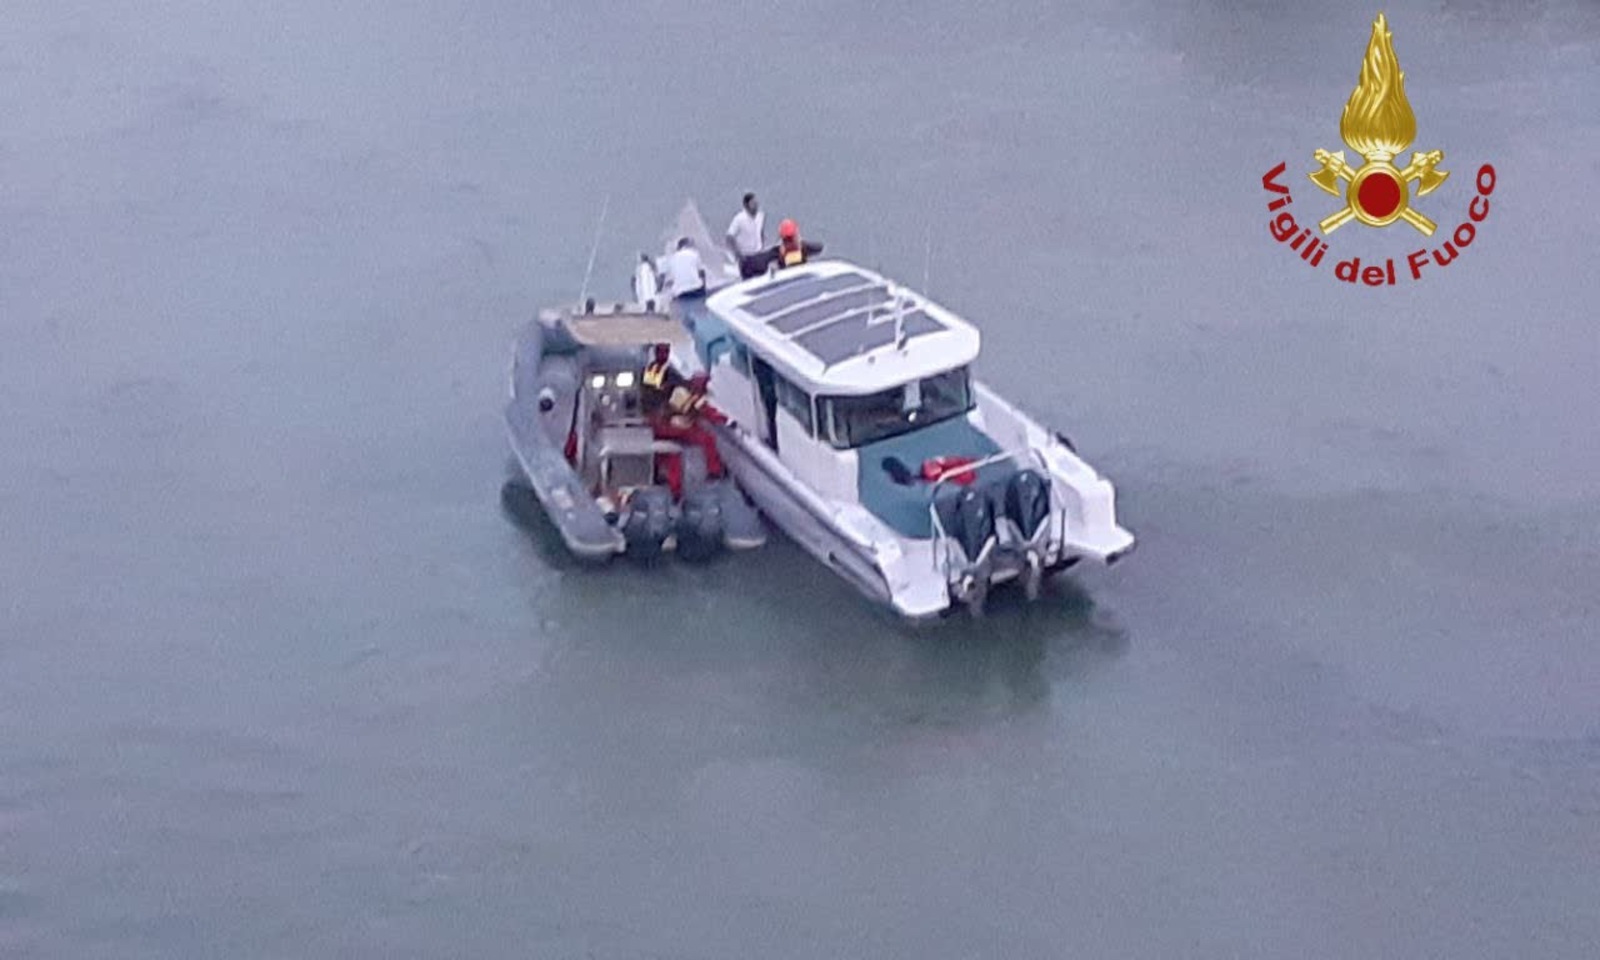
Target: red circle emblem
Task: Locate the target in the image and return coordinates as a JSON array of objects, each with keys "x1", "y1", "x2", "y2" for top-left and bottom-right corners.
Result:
[{"x1": 1357, "y1": 170, "x2": 1403, "y2": 219}]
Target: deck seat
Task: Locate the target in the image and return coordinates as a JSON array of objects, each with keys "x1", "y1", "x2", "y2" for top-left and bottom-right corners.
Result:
[{"x1": 596, "y1": 426, "x2": 684, "y2": 493}]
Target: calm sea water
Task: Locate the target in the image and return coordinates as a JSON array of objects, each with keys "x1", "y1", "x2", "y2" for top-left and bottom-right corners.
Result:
[{"x1": 3, "y1": 2, "x2": 1597, "y2": 957}]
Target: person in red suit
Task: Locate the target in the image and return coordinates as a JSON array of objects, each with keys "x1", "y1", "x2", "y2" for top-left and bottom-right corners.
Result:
[{"x1": 651, "y1": 372, "x2": 728, "y2": 497}]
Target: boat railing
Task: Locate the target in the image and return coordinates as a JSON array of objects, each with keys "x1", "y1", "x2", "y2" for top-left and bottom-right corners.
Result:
[{"x1": 926, "y1": 445, "x2": 1058, "y2": 577}]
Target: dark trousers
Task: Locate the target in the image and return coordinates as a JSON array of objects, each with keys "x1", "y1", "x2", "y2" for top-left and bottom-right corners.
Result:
[{"x1": 739, "y1": 250, "x2": 778, "y2": 279}]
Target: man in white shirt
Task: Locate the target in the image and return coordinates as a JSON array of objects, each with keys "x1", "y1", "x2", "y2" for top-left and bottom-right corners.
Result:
[
  {"x1": 726, "y1": 192, "x2": 765, "y2": 276},
  {"x1": 657, "y1": 237, "x2": 707, "y2": 299}
]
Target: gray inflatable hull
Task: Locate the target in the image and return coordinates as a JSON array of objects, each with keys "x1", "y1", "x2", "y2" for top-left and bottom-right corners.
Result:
[
  {"x1": 503, "y1": 315, "x2": 764, "y2": 561},
  {"x1": 506, "y1": 320, "x2": 622, "y2": 561},
  {"x1": 505, "y1": 396, "x2": 624, "y2": 562}
]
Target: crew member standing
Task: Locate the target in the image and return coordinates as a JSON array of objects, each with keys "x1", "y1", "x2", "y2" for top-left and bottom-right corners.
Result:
[
  {"x1": 632, "y1": 252, "x2": 662, "y2": 304},
  {"x1": 657, "y1": 237, "x2": 707, "y2": 300},
  {"x1": 739, "y1": 218, "x2": 825, "y2": 276},
  {"x1": 726, "y1": 193, "x2": 766, "y2": 278}
]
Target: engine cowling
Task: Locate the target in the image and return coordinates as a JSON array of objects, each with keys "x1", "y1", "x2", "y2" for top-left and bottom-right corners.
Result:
[
  {"x1": 949, "y1": 485, "x2": 995, "y2": 563},
  {"x1": 675, "y1": 487, "x2": 725, "y2": 562},
  {"x1": 1005, "y1": 469, "x2": 1051, "y2": 541},
  {"x1": 621, "y1": 486, "x2": 674, "y2": 558}
]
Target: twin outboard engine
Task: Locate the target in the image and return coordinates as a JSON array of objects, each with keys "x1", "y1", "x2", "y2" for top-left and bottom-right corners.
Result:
[
  {"x1": 620, "y1": 483, "x2": 727, "y2": 562},
  {"x1": 937, "y1": 467, "x2": 1057, "y2": 614},
  {"x1": 621, "y1": 486, "x2": 674, "y2": 558},
  {"x1": 941, "y1": 470, "x2": 1052, "y2": 563}
]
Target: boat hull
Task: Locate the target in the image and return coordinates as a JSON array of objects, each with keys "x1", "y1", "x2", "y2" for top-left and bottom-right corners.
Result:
[
  {"x1": 503, "y1": 312, "x2": 766, "y2": 562},
  {"x1": 713, "y1": 427, "x2": 899, "y2": 611},
  {"x1": 713, "y1": 421, "x2": 1126, "y2": 622},
  {"x1": 505, "y1": 319, "x2": 625, "y2": 560}
]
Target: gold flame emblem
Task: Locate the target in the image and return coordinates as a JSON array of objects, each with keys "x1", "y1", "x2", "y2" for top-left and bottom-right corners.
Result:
[{"x1": 1309, "y1": 13, "x2": 1448, "y2": 235}]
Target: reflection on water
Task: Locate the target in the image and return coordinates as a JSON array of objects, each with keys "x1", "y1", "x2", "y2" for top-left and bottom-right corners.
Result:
[
  {"x1": 501, "y1": 475, "x2": 1128, "y2": 732},
  {"x1": 499, "y1": 474, "x2": 585, "y2": 572}
]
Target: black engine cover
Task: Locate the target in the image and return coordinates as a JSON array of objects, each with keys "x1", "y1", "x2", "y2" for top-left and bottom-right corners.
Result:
[
  {"x1": 675, "y1": 487, "x2": 725, "y2": 562},
  {"x1": 1005, "y1": 469, "x2": 1052, "y2": 540},
  {"x1": 949, "y1": 485, "x2": 996, "y2": 562},
  {"x1": 622, "y1": 486, "x2": 674, "y2": 558}
]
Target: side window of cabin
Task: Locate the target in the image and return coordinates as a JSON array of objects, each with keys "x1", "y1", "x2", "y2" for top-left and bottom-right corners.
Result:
[{"x1": 774, "y1": 375, "x2": 814, "y2": 436}]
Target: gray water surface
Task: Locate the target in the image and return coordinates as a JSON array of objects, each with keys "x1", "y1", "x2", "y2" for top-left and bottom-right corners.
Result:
[{"x1": 3, "y1": 1, "x2": 1598, "y2": 957}]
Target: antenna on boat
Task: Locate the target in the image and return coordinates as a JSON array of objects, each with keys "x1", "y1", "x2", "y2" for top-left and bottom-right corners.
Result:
[
  {"x1": 922, "y1": 223, "x2": 932, "y2": 296},
  {"x1": 577, "y1": 193, "x2": 611, "y2": 307}
]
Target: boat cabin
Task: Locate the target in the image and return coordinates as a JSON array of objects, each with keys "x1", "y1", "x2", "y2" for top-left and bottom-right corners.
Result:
[{"x1": 689, "y1": 261, "x2": 997, "y2": 536}]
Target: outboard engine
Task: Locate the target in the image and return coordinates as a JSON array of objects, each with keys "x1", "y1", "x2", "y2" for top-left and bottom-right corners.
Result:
[
  {"x1": 1004, "y1": 469, "x2": 1052, "y2": 602},
  {"x1": 949, "y1": 485, "x2": 996, "y2": 564},
  {"x1": 933, "y1": 485, "x2": 999, "y2": 618},
  {"x1": 1005, "y1": 469, "x2": 1052, "y2": 541},
  {"x1": 621, "y1": 486, "x2": 674, "y2": 559},
  {"x1": 675, "y1": 487, "x2": 725, "y2": 562}
]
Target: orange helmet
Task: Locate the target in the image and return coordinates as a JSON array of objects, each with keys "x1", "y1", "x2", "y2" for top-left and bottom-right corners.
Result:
[{"x1": 778, "y1": 218, "x2": 798, "y2": 240}]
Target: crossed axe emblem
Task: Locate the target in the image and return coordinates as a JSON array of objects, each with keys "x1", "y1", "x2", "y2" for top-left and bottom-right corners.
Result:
[{"x1": 1309, "y1": 148, "x2": 1449, "y2": 235}]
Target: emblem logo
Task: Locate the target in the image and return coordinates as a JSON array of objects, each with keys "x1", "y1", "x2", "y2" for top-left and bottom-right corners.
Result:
[
  {"x1": 1260, "y1": 12, "x2": 1497, "y2": 286},
  {"x1": 1309, "y1": 13, "x2": 1447, "y2": 235}
]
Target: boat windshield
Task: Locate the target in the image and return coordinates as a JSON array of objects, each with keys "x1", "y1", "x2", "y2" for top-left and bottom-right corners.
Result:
[{"x1": 817, "y1": 366, "x2": 974, "y2": 449}]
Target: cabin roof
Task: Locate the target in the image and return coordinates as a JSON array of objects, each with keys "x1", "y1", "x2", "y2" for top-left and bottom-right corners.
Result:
[{"x1": 704, "y1": 261, "x2": 981, "y2": 394}]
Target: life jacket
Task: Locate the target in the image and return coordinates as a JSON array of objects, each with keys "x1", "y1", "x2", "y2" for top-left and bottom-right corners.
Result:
[
  {"x1": 656, "y1": 384, "x2": 702, "y2": 429},
  {"x1": 642, "y1": 361, "x2": 669, "y2": 389},
  {"x1": 780, "y1": 240, "x2": 806, "y2": 267},
  {"x1": 921, "y1": 455, "x2": 978, "y2": 486}
]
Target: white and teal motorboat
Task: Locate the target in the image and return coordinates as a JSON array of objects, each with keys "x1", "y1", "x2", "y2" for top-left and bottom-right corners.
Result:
[{"x1": 639, "y1": 202, "x2": 1135, "y2": 619}]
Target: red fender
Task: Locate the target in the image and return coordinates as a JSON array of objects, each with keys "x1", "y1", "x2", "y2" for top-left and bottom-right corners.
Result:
[{"x1": 921, "y1": 455, "x2": 978, "y2": 486}]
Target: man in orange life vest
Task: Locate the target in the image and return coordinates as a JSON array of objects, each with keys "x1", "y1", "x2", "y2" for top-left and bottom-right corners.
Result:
[{"x1": 740, "y1": 218, "x2": 824, "y2": 276}]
